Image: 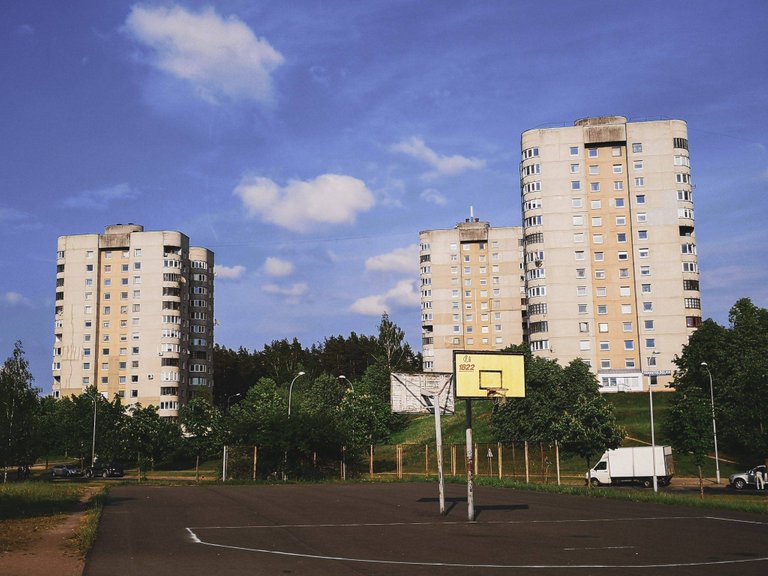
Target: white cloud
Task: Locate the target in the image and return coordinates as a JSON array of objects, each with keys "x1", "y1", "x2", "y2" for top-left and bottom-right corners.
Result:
[
  {"x1": 1, "y1": 291, "x2": 33, "y2": 307},
  {"x1": 63, "y1": 183, "x2": 139, "y2": 210},
  {"x1": 234, "y1": 174, "x2": 375, "y2": 233},
  {"x1": 263, "y1": 257, "x2": 294, "y2": 277},
  {"x1": 420, "y1": 188, "x2": 448, "y2": 205},
  {"x1": 125, "y1": 4, "x2": 284, "y2": 105},
  {"x1": 262, "y1": 282, "x2": 308, "y2": 305},
  {"x1": 365, "y1": 245, "x2": 418, "y2": 274},
  {"x1": 391, "y1": 137, "x2": 486, "y2": 178},
  {"x1": 215, "y1": 264, "x2": 246, "y2": 279},
  {"x1": 350, "y1": 280, "x2": 419, "y2": 316}
]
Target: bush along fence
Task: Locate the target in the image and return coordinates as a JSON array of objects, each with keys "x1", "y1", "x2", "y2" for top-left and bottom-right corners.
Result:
[{"x1": 220, "y1": 441, "x2": 583, "y2": 484}]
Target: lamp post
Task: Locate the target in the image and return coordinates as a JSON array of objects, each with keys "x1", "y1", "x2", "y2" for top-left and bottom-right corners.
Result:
[
  {"x1": 287, "y1": 372, "x2": 306, "y2": 417},
  {"x1": 91, "y1": 392, "x2": 98, "y2": 468},
  {"x1": 648, "y1": 351, "x2": 660, "y2": 493},
  {"x1": 338, "y1": 375, "x2": 354, "y2": 392},
  {"x1": 226, "y1": 392, "x2": 241, "y2": 411},
  {"x1": 701, "y1": 362, "x2": 721, "y2": 484}
]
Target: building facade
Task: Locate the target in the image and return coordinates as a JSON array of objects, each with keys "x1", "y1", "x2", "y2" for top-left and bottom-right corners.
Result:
[
  {"x1": 520, "y1": 116, "x2": 700, "y2": 390},
  {"x1": 52, "y1": 224, "x2": 214, "y2": 417},
  {"x1": 419, "y1": 218, "x2": 526, "y2": 373},
  {"x1": 420, "y1": 117, "x2": 701, "y2": 391}
]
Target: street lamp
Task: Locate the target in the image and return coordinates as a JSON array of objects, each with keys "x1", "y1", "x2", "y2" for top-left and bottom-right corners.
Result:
[
  {"x1": 701, "y1": 362, "x2": 721, "y2": 484},
  {"x1": 338, "y1": 375, "x2": 354, "y2": 392},
  {"x1": 287, "y1": 371, "x2": 306, "y2": 417},
  {"x1": 226, "y1": 392, "x2": 241, "y2": 411},
  {"x1": 91, "y1": 392, "x2": 98, "y2": 468},
  {"x1": 648, "y1": 351, "x2": 660, "y2": 493}
]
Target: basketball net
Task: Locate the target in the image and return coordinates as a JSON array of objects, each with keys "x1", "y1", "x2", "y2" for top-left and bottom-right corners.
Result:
[{"x1": 486, "y1": 388, "x2": 509, "y2": 406}]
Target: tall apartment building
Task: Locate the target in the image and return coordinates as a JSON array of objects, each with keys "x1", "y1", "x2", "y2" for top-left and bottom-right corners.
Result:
[
  {"x1": 420, "y1": 117, "x2": 701, "y2": 391},
  {"x1": 520, "y1": 116, "x2": 700, "y2": 390},
  {"x1": 52, "y1": 224, "x2": 214, "y2": 417},
  {"x1": 419, "y1": 218, "x2": 526, "y2": 372}
]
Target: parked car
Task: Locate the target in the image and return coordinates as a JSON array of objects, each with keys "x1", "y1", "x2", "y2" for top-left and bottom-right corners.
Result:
[
  {"x1": 51, "y1": 463, "x2": 81, "y2": 478},
  {"x1": 729, "y1": 465, "x2": 766, "y2": 490},
  {"x1": 86, "y1": 461, "x2": 124, "y2": 478}
]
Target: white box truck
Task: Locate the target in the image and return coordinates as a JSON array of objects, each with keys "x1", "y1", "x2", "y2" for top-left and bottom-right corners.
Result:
[{"x1": 586, "y1": 446, "x2": 674, "y2": 487}]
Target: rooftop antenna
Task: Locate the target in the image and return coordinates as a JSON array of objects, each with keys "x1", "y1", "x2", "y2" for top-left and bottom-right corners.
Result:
[{"x1": 470, "y1": 205, "x2": 474, "y2": 219}]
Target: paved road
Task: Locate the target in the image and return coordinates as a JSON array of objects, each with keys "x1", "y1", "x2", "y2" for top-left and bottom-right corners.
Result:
[{"x1": 84, "y1": 482, "x2": 768, "y2": 576}]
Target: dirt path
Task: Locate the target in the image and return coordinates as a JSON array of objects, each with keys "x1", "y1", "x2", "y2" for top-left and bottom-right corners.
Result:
[{"x1": 0, "y1": 488, "x2": 94, "y2": 576}]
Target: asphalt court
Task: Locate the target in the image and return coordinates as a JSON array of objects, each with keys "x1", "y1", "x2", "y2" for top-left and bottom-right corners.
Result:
[{"x1": 85, "y1": 483, "x2": 768, "y2": 576}]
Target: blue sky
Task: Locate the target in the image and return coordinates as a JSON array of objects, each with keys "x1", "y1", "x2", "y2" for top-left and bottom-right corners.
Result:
[{"x1": 2, "y1": 1, "x2": 766, "y2": 394}]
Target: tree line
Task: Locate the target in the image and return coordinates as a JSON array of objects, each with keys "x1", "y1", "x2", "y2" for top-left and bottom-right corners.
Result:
[{"x1": 2, "y1": 301, "x2": 765, "y2": 482}]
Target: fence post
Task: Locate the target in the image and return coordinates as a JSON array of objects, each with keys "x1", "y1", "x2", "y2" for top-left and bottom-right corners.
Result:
[
  {"x1": 222, "y1": 445, "x2": 228, "y2": 482},
  {"x1": 369, "y1": 445, "x2": 374, "y2": 479},
  {"x1": 252, "y1": 446, "x2": 257, "y2": 481},
  {"x1": 524, "y1": 441, "x2": 530, "y2": 483},
  {"x1": 498, "y1": 442, "x2": 503, "y2": 479},
  {"x1": 451, "y1": 444, "x2": 457, "y2": 476},
  {"x1": 555, "y1": 440, "x2": 561, "y2": 486},
  {"x1": 397, "y1": 444, "x2": 403, "y2": 479}
]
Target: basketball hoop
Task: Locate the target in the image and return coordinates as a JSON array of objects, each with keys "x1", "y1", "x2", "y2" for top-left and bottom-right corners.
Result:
[{"x1": 486, "y1": 387, "x2": 509, "y2": 406}]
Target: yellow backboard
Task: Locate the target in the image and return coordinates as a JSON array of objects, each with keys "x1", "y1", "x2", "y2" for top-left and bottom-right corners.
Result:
[{"x1": 453, "y1": 351, "x2": 525, "y2": 399}]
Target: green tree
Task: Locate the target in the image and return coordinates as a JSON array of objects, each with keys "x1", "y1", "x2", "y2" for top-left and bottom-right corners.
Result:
[
  {"x1": 180, "y1": 397, "x2": 223, "y2": 480},
  {"x1": 665, "y1": 387, "x2": 712, "y2": 498},
  {"x1": 124, "y1": 404, "x2": 181, "y2": 474},
  {"x1": 0, "y1": 342, "x2": 39, "y2": 482}
]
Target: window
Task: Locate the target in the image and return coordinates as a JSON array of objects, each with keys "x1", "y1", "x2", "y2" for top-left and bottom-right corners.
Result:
[
  {"x1": 643, "y1": 302, "x2": 653, "y2": 311},
  {"x1": 615, "y1": 197, "x2": 625, "y2": 207},
  {"x1": 570, "y1": 163, "x2": 580, "y2": 173},
  {"x1": 591, "y1": 199, "x2": 602, "y2": 209},
  {"x1": 637, "y1": 213, "x2": 647, "y2": 223},
  {"x1": 618, "y1": 251, "x2": 628, "y2": 261},
  {"x1": 573, "y1": 215, "x2": 584, "y2": 226},
  {"x1": 597, "y1": 305, "x2": 608, "y2": 315},
  {"x1": 676, "y1": 173, "x2": 691, "y2": 184},
  {"x1": 620, "y1": 286, "x2": 631, "y2": 296},
  {"x1": 634, "y1": 177, "x2": 645, "y2": 187},
  {"x1": 616, "y1": 216, "x2": 626, "y2": 226},
  {"x1": 621, "y1": 304, "x2": 632, "y2": 314},
  {"x1": 638, "y1": 230, "x2": 648, "y2": 240},
  {"x1": 639, "y1": 248, "x2": 650, "y2": 258},
  {"x1": 571, "y1": 181, "x2": 581, "y2": 190},
  {"x1": 574, "y1": 232, "x2": 585, "y2": 243},
  {"x1": 590, "y1": 182, "x2": 600, "y2": 192},
  {"x1": 623, "y1": 322, "x2": 632, "y2": 332},
  {"x1": 614, "y1": 181, "x2": 624, "y2": 190},
  {"x1": 575, "y1": 250, "x2": 585, "y2": 260},
  {"x1": 617, "y1": 232, "x2": 627, "y2": 243},
  {"x1": 619, "y1": 268, "x2": 630, "y2": 278},
  {"x1": 632, "y1": 143, "x2": 643, "y2": 153},
  {"x1": 572, "y1": 197, "x2": 584, "y2": 208},
  {"x1": 580, "y1": 340, "x2": 591, "y2": 351},
  {"x1": 686, "y1": 316, "x2": 702, "y2": 327},
  {"x1": 641, "y1": 283, "x2": 651, "y2": 294},
  {"x1": 624, "y1": 340, "x2": 635, "y2": 350},
  {"x1": 683, "y1": 279, "x2": 700, "y2": 291},
  {"x1": 636, "y1": 194, "x2": 646, "y2": 205},
  {"x1": 596, "y1": 287, "x2": 607, "y2": 297},
  {"x1": 612, "y1": 164, "x2": 623, "y2": 174},
  {"x1": 600, "y1": 341, "x2": 610, "y2": 351},
  {"x1": 633, "y1": 160, "x2": 643, "y2": 170},
  {"x1": 591, "y1": 216, "x2": 602, "y2": 227},
  {"x1": 576, "y1": 268, "x2": 586, "y2": 278},
  {"x1": 612, "y1": 147, "x2": 621, "y2": 157},
  {"x1": 570, "y1": 146, "x2": 579, "y2": 156},
  {"x1": 595, "y1": 269, "x2": 606, "y2": 279},
  {"x1": 588, "y1": 148, "x2": 598, "y2": 158},
  {"x1": 579, "y1": 322, "x2": 590, "y2": 333},
  {"x1": 685, "y1": 298, "x2": 702, "y2": 309},
  {"x1": 598, "y1": 323, "x2": 608, "y2": 333},
  {"x1": 577, "y1": 286, "x2": 587, "y2": 296},
  {"x1": 646, "y1": 338, "x2": 656, "y2": 348},
  {"x1": 589, "y1": 165, "x2": 599, "y2": 175},
  {"x1": 644, "y1": 320, "x2": 654, "y2": 330},
  {"x1": 640, "y1": 265, "x2": 651, "y2": 276}
]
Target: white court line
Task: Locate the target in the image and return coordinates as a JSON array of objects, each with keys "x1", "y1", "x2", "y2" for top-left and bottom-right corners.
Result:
[{"x1": 186, "y1": 516, "x2": 768, "y2": 569}]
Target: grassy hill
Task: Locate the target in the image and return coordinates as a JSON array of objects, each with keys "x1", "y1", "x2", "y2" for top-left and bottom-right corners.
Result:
[{"x1": 391, "y1": 392, "x2": 744, "y2": 478}]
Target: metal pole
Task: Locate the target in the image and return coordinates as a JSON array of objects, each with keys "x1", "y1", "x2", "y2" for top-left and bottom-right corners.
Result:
[
  {"x1": 433, "y1": 393, "x2": 446, "y2": 515},
  {"x1": 91, "y1": 394, "x2": 97, "y2": 468},
  {"x1": 465, "y1": 399, "x2": 475, "y2": 521},
  {"x1": 649, "y1": 375, "x2": 658, "y2": 493},
  {"x1": 702, "y1": 363, "x2": 721, "y2": 484}
]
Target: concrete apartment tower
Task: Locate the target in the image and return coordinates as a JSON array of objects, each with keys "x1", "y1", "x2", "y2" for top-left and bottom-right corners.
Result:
[
  {"x1": 52, "y1": 224, "x2": 214, "y2": 417},
  {"x1": 419, "y1": 217, "x2": 526, "y2": 372},
  {"x1": 520, "y1": 116, "x2": 700, "y2": 390}
]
